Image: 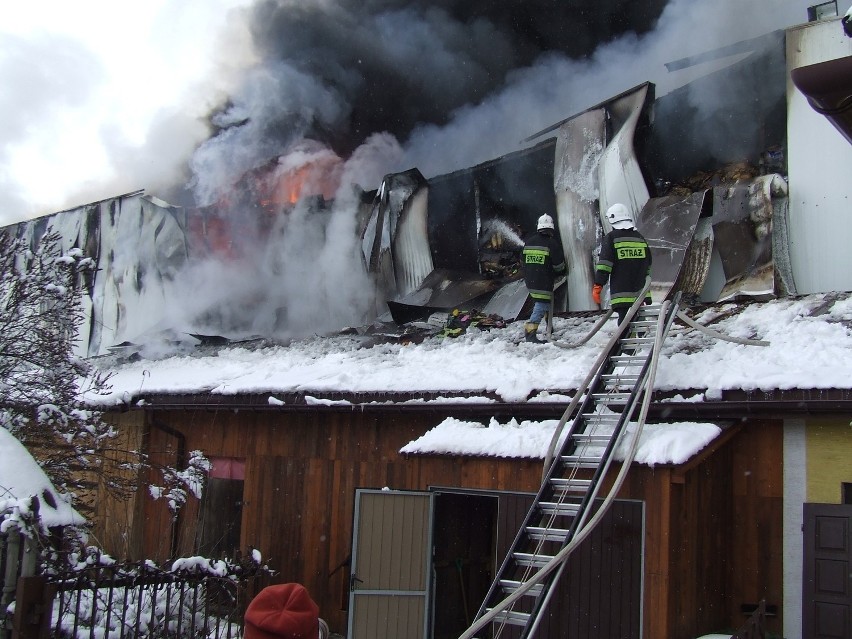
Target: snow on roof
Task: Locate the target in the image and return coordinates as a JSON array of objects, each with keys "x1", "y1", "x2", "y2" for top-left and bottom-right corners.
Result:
[
  {"x1": 399, "y1": 417, "x2": 723, "y2": 467},
  {"x1": 89, "y1": 292, "x2": 852, "y2": 466},
  {"x1": 0, "y1": 428, "x2": 85, "y2": 530}
]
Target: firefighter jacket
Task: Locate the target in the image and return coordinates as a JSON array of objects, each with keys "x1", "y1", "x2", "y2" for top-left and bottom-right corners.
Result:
[
  {"x1": 594, "y1": 227, "x2": 652, "y2": 307},
  {"x1": 522, "y1": 230, "x2": 566, "y2": 302}
]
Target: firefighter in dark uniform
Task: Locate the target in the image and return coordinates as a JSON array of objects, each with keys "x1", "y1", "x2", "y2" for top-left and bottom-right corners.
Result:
[
  {"x1": 593, "y1": 203, "x2": 652, "y2": 326},
  {"x1": 522, "y1": 214, "x2": 566, "y2": 343}
]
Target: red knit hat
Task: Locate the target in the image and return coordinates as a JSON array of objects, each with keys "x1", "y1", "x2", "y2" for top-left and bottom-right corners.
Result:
[{"x1": 244, "y1": 583, "x2": 320, "y2": 639}]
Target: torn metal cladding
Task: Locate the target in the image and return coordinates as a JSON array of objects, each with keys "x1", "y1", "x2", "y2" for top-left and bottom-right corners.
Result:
[{"x1": 367, "y1": 80, "x2": 791, "y2": 327}]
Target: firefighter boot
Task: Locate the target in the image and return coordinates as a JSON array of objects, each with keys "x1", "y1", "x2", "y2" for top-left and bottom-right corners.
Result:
[{"x1": 524, "y1": 323, "x2": 543, "y2": 343}]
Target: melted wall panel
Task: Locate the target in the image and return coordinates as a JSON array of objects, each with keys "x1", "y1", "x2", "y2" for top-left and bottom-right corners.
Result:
[{"x1": 554, "y1": 109, "x2": 606, "y2": 311}]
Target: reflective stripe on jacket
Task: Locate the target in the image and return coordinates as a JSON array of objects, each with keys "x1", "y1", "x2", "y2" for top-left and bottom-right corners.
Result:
[{"x1": 522, "y1": 230, "x2": 566, "y2": 302}]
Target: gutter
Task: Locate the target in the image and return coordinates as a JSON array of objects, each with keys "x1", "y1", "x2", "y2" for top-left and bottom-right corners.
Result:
[{"x1": 121, "y1": 388, "x2": 852, "y2": 421}]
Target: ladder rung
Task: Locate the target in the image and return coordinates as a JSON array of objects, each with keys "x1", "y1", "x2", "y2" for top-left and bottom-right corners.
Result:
[
  {"x1": 592, "y1": 392, "x2": 631, "y2": 403},
  {"x1": 570, "y1": 433, "x2": 612, "y2": 445},
  {"x1": 602, "y1": 371, "x2": 640, "y2": 381},
  {"x1": 560, "y1": 454, "x2": 603, "y2": 467},
  {"x1": 608, "y1": 355, "x2": 647, "y2": 365},
  {"x1": 620, "y1": 336, "x2": 655, "y2": 345},
  {"x1": 561, "y1": 455, "x2": 601, "y2": 470},
  {"x1": 526, "y1": 526, "x2": 570, "y2": 543},
  {"x1": 539, "y1": 500, "x2": 581, "y2": 516},
  {"x1": 514, "y1": 552, "x2": 556, "y2": 569},
  {"x1": 487, "y1": 608, "x2": 531, "y2": 627},
  {"x1": 500, "y1": 579, "x2": 544, "y2": 597},
  {"x1": 549, "y1": 477, "x2": 593, "y2": 492},
  {"x1": 582, "y1": 413, "x2": 621, "y2": 423}
]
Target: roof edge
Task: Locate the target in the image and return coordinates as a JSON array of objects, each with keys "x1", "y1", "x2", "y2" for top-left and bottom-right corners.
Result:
[{"x1": 113, "y1": 388, "x2": 852, "y2": 419}]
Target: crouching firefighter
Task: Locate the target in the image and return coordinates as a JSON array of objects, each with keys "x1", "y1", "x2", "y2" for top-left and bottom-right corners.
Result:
[{"x1": 522, "y1": 214, "x2": 566, "y2": 343}]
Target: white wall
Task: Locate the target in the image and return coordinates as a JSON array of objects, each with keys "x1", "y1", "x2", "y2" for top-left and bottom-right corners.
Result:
[
  {"x1": 783, "y1": 419, "x2": 806, "y2": 639},
  {"x1": 786, "y1": 19, "x2": 852, "y2": 293}
]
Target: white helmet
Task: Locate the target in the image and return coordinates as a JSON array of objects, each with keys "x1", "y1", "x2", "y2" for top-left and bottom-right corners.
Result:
[
  {"x1": 605, "y1": 203, "x2": 634, "y2": 229},
  {"x1": 537, "y1": 214, "x2": 555, "y2": 231}
]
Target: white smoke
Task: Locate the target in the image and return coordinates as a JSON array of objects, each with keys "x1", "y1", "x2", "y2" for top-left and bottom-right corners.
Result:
[{"x1": 0, "y1": 0, "x2": 257, "y2": 226}]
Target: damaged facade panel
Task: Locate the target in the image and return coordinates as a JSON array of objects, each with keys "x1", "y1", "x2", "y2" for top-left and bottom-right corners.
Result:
[
  {"x1": 363, "y1": 65, "x2": 799, "y2": 325},
  {"x1": 597, "y1": 83, "x2": 655, "y2": 229},
  {"x1": 7, "y1": 192, "x2": 191, "y2": 357},
  {"x1": 554, "y1": 108, "x2": 606, "y2": 311},
  {"x1": 675, "y1": 217, "x2": 716, "y2": 303},
  {"x1": 637, "y1": 190, "x2": 708, "y2": 302},
  {"x1": 365, "y1": 141, "x2": 557, "y2": 323},
  {"x1": 712, "y1": 174, "x2": 788, "y2": 302},
  {"x1": 386, "y1": 269, "x2": 502, "y2": 325},
  {"x1": 360, "y1": 168, "x2": 433, "y2": 302}
]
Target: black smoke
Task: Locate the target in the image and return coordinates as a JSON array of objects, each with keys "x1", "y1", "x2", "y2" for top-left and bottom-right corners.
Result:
[
  {"x1": 187, "y1": 0, "x2": 668, "y2": 205},
  {"x1": 246, "y1": 0, "x2": 668, "y2": 153}
]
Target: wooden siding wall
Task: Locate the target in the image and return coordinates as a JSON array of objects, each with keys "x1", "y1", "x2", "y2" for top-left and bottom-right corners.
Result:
[
  {"x1": 728, "y1": 421, "x2": 783, "y2": 636},
  {"x1": 139, "y1": 409, "x2": 543, "y2": 633},
  {"x1": 127, "y1": 408, "x2": 783, "y2": 639},
  {"x1": 85, "y1": 411, "x2": 148, "y2": 557},
  {"x1": 597, "y1": 420, "x2": 783, "y2": 639}
]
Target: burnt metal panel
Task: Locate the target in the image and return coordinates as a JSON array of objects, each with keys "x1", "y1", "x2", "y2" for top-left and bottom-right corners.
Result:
[
  {"x1": 637, "y1": 190, "x2": 708, "y2": 302},
  {"x1": 554, "y1": 108, "x2": 607, "y2": 311},
  {"x1": 598, "y1": 82, "x2": 655, "y2": 227},
  {"x1": 803, "y1": 503, "x2": 852, "y2": 639},
  {"x1": 361, "y1": 169, "x2": 432, "y2": 300},
  {"x1": 427, "y1": 171, "x2": 480, "y2": 272},
  {"x1": 481, "y1": 278, "x2": 530, "y2": 322},
  {"x1": 388, "y1": 268, "x2": 501, "y2": 319},
  {"x1": 712, "y1": 175, "x2": 787, "y2": 302}
]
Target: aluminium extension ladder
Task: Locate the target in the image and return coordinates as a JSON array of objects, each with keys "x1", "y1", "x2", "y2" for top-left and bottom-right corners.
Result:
[{"x1": 460, "y1": 295, "x2": 681, "y2": 639}]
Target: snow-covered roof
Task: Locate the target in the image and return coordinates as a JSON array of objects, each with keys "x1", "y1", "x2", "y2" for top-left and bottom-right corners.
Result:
[
  {"x1": 92, "y1": 292, "x2": 852, "y2": 406},
  {"x1": 0, "y1": 428, "x2": 85, "y2": 530},
  {"x1": 86, "y1": 292, "x2": 852, "y2": 467}
]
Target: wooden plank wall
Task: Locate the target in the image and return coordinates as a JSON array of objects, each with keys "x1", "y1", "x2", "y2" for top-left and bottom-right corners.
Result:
[
  {"x1": 127, "y1": 407, "x2": 782, "y2": 638},
  {"x1": 138, "y1": 408, "x2": 543, "y2": 632}
]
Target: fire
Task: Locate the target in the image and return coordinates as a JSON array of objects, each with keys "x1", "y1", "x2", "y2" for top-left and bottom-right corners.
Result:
[{"x1": 259, "y1": 146, "x2": 343, "y2": 211}]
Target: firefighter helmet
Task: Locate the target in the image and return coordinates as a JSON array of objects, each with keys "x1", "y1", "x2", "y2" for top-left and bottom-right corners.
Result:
[
  {"x1": 537, "y1": 214, "x2": 555, "y2": 231},
  {"x1": 605, "y1": 203, "x2": 634, "y2": 229}
]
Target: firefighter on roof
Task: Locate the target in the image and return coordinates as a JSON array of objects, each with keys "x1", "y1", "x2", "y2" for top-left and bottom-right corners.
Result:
[
  {"x1": 521, "y1": 214, "x2": 566, "y2": 343},
  {"x1": 593, "y1": 203, "x2": 652, "y2": 326}
]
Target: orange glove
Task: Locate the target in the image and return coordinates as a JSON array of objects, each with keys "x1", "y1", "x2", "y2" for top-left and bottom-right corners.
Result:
[{"x1": 592, "y1": 284, "x2": 602, "y2": 305}]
